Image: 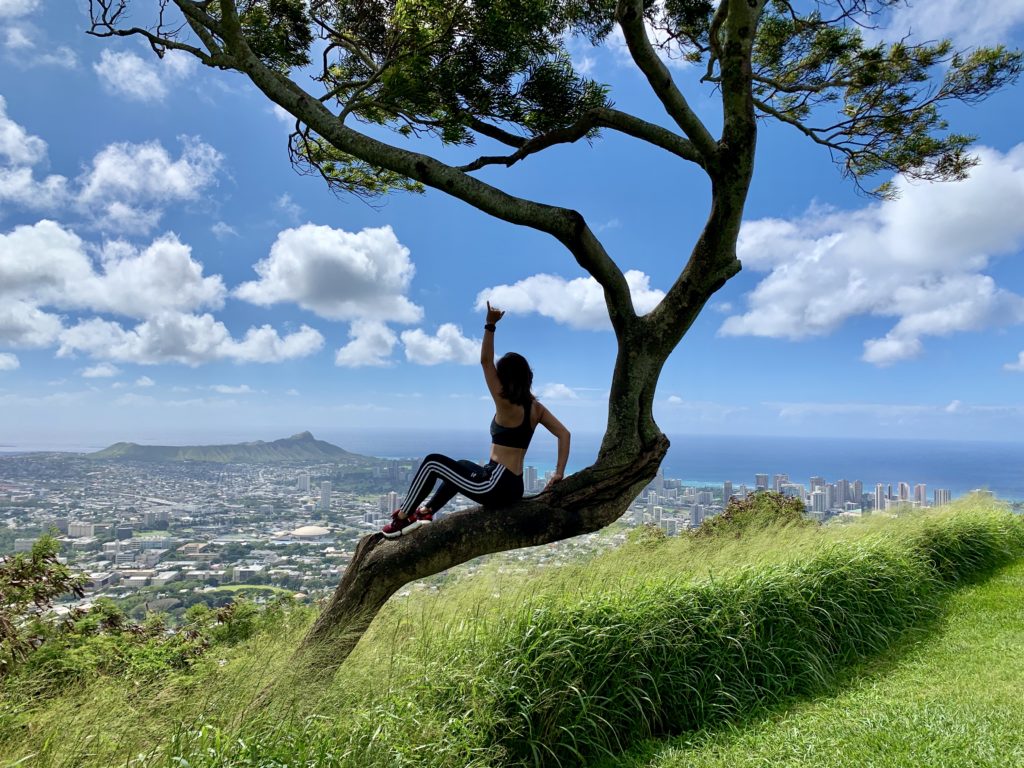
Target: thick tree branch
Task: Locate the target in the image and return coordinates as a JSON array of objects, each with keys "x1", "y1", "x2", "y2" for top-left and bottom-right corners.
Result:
[
  {"x1": 186, "y1": 0, "x2": 639, "y2": 338},
  {"x1": 459, "y1": 107, "x2": 705, "y2": 172},
  {"x1": 615, "y1": 0, "x2": 719, "y2": 166}
]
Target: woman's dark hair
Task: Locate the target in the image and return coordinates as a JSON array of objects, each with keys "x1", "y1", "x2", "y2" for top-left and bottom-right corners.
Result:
[{"x1": 496, "y1": 352, "x2": 533, "y2": 405}]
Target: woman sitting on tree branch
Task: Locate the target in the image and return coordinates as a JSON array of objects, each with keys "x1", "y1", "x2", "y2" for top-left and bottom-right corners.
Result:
[{"x1": 382, "y1": 302, "x2": 571, "y2": 538}]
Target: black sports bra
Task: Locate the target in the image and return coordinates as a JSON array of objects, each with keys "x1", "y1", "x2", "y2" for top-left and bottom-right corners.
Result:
[{"x1": 490, "y1": 398, "x2": 535, "y2": 450}]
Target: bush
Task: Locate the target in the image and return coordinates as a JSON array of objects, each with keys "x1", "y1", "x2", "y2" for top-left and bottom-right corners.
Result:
[{"x1": 696, "y1": 490, "x2": 814, "y2": 538}]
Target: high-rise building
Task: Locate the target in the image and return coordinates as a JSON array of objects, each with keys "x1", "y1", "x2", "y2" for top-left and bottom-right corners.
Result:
[
  {"x1": 809, "y1": 476, "x2": 825, "y2": 492},
  {"x1": 836, "y1": 479, "x2": 850, "y2": 505},
  {"x1": 852, "y1": 480, "x2": 864, "y2": 504},
  {"x1": 811, "y1": 490, "x2": 826, "y2": 513},
  {"x1": 914, "y1": 483, "x2": 927, "y2": 505},
  {"x1": 723, "y1": 481, "x2": 733, "y2": 503},
  {"x1": 115, "y1": 524, "x2": 133, "y2": 541},
  {"x1": 296, "y1": 472, "x2": 310, "y2": 493},
  {"x1": 934, "y1": 488, "x2": 952, "y2": 506},
  {"x1": 525, "y1": 466, "x2": 538, "y2": 493},
  {"x1": 824, "y1": 484, "x2": 835, "y2": 509},
  {"x1": 772, "y1": 473, "x2": 789, "y2": 492},
  {"x1": 755, "y1": 473, "x2": 769, "y2": 490},
  {"x1": 319, "y1": 481, "x2": 332, "y2": 511},
  {"x1": 874, "y1": 483, "x2": 885, "y2": 511},
  {"x1": 697, "y1": 490, "x2": 714, "y2": 506}
]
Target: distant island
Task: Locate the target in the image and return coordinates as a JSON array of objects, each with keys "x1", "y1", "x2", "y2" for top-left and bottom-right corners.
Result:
[{"x1": 88, "y1": 431, "x2": 362, "y2": 463}]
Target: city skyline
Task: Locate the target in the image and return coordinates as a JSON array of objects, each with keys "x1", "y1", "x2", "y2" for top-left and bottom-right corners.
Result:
[{"x1": 2, "y1": 4, "x2": 1024, "y2": 444}]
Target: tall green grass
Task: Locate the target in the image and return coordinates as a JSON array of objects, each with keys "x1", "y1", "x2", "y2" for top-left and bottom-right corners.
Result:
[{"x1": 3, "y1": 499, "x2": 1022, "y2": 768}]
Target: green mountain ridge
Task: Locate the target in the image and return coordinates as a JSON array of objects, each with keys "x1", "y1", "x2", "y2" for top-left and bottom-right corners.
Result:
[{"x1": 87, "y1": 431, "x2": 361, "y2": 463}]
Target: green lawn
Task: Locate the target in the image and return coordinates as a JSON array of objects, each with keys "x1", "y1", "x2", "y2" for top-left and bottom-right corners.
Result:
[{"x1": 608, "y1": 559, "x2": 1024, "y2": 768}]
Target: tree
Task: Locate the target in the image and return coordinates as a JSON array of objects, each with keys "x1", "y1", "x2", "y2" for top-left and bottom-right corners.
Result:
[
  {"x1": 88, "y1": 0, "x2": 1020, "y2": 678},
  {"x1": 0, "y1": 536, "x2": 86, "y2": 676}
]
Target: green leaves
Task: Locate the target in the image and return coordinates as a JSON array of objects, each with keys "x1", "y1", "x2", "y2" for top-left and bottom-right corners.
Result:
[{"x1": 750, "y1": 2, "x2": 1023, "y2": 195}]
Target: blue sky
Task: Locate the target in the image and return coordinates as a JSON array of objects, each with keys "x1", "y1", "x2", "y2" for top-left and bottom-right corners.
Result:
[{"x1": 1, "y1": 0, "x2": 1024, "y2": 450}]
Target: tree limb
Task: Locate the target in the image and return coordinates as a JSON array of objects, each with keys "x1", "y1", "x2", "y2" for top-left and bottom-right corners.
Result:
[
  {"x1": 615, "y1": 0, "x2": 719, "y2": 166},
  {"x1": 459, "y1": 107, "x2": 705, "y2": 172},
  {"x1": 182, "y1": 0, "x2": 639, "y2": 338}
]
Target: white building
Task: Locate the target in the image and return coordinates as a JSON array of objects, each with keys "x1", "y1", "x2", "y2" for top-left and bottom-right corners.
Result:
[{"x1": 319, "y1": 481, "x2": 332, "y2": 511}]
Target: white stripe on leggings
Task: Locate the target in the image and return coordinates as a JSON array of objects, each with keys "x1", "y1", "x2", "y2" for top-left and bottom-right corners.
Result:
[{"x1": 400, "y1": 459, "x2": 506, "y2": 513}]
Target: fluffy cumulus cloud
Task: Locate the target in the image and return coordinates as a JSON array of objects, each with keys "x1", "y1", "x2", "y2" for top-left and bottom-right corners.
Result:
[
  {"x1": 476, "y1": 270, "x2": 664, "y2": 330},
  {"x1": 0, "y1": 221, "x2": 225, "y2": 317},
  {"x1": 93, "y1": 49, "x2": 197, "y2": 103},
  {"x1": 0, "y1": 102, "x2": 222, "y2": 231},
  {"x1": 878, "y1": 0, "x2": 1024, "y2": 46},
  {"x1": 0, "y1": 95, "x2": 46, "y2": 165},
  {"x1": 0, "y1": 220, "x2": 323, "y2": 366},
  {"x1": 135, "y1": 375, "x2": 155, "y2": 387},
  {"x1": 236, "y1": 224, "x2": 423, "y2": 323},
  {"x1": 0, "y1": 352, "x2": 19, "y2": 370},
  {"x1": 721, "y1": 145, "x2": 1024, "y2": 366},
  {"x1": 0, "y1": 299, "x2": 63, "y2": 347},
  {"x1": 77, "y1": 137, "x2": 222, "y2": 233},
  {"x1": 335, "y1": 320, "x2": 398, "y2": 367},
  {"x1": 400, "y1": 324, "x2": 479, "y2": 365},
  {"x1": 57, "y1": 313, "x2": 324, "y2": 366}
]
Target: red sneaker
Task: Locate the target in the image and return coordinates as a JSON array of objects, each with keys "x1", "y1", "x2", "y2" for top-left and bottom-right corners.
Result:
[{"x1": 382, "y1": 511, "x2": 418, "y2": 538}]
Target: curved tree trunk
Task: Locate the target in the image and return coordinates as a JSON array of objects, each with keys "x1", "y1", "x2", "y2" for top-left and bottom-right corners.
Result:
[{"x1": 294, "y1": 341, "x2": 671, "y2": 679}]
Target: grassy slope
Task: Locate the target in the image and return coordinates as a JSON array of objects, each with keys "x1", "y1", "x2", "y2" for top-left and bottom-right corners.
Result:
[
  {"x1": 610, "y1": 558, "x2": 1024, "y2": 768},
  {"x1": 2, "y1": 500, "x2": 1022, "y2": 767}
]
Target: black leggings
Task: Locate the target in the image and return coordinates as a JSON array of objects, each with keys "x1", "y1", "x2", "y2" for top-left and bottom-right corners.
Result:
[{"x1": 400, "y1": 453, "x2": 524, "y2": 515}]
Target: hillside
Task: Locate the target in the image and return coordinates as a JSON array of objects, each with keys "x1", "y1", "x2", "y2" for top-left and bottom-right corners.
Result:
[
  {"x1": 2, "y1": 499, "x2": 1022, "y2": 767},
  {"x1": 87, "y1": 431, "x2": 361, "y2": 463}
]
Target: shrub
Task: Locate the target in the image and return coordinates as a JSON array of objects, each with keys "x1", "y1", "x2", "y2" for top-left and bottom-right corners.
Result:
[{"x1": 696, "y1": 490, "x2": 814, "y2": 538}]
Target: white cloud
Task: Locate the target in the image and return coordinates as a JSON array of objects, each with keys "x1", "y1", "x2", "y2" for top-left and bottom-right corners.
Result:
[
  {"x1": 93, "y1": 49, "x2": 196, "y2": 103},
  {"x1": 135, "y1": 375, "x2": 155, "y2": 387},
  {"x1": 538, "y1": 382, "x2": 579, "y2": 400},
  {"x1": 0, "y1": 94, "x2": 46, "y2": 165},
  {"x1": 286, "y1": 388, "x2": 299, "y2": 396},
  {"x1": 666, "y1": 394, "x2": 683, "y2": 404},
  {"x1": 0, "y1": 352, "x2": 18, "y2": 370},
  {"x1": 0, "y1": 166, "x2": 69, "y2": 209},
  {"x1": 209, "y1": 384, "x2": 254, "y2": 394},
  {"x1": 400, "y1": 323, "x2": 478, "y2": 365},
  {"x1": 94, "y1": 50, "x2": 166, "y2": 102},
  {"x1": 1005, "y1": 352, "x2": 1024, "y2": 372},
  {"x1": 77, "y1": 137, "x2": 222, "y2": 231},
  {"x1": 879, "y1": 0, "x2": 1024, "y2": 47},
  {"x1": 236, "y1": 224, "x2": 423, "y2": 323},
  {"x1": 86, "y1": 235, "x2": 226, "y2": 317},
  {"x1": 335, "y1": 320, "x2": 397, "y2": 367},
  {"x1": 276, "y1": 193, "x2": 302, "y2": 220},
  {"x1": 0, "y1": 299, "x2": 63, "y2": 347},
  {"x1": 57, "y1": 312, "x2": 323, "y2": 366},
  {"x1": 81, "y1": 362, "x2": 120, "y2": 378},
  {"x1": 722, "y1": 145, "x2": 1024, "y2": 365},
  {"x1": 0, "y1": 0, "x2": 39, "y2": 20},
  {"x1": 228, "y1": 323, "x2": 324, "y2": 363},
  {"x1": 476, "y1": 269, "x2": 664, "y2": 330},
  {"x1": 4, "y1": 26, "x2": 32, "y2": 50},
  {"x1": 0, "y1": 221, "x2": 225, "y2": 318},
  {"x1": 211, "y1": 221, "x2": 238, "y2": 239}
]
